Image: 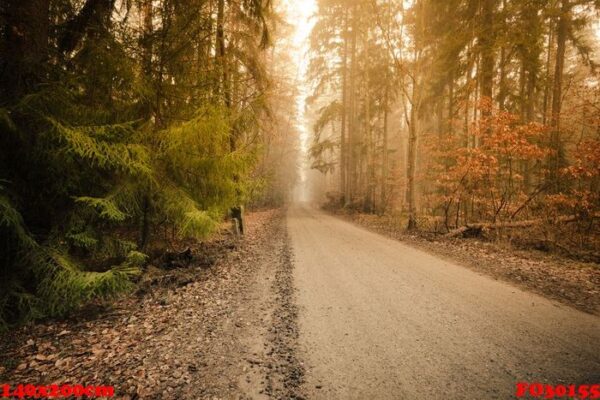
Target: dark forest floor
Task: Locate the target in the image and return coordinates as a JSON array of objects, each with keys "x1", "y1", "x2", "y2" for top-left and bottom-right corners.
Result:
[
  {"x1": 338, "y1": 212, "x2": 600, "y2": 316},
  {"x1": 1, "y1": 209, "x2": 304, "y2": 400}
]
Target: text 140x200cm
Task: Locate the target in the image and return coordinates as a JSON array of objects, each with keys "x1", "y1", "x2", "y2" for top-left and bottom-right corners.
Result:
[{"x1": 1, "y1": 384, "x2": 114, "y2": 399}]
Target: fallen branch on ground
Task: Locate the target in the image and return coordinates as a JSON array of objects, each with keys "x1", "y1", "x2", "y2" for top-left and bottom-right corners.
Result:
[{"x1": 444, "y1": 213, "x2": 600, "y2": 239}]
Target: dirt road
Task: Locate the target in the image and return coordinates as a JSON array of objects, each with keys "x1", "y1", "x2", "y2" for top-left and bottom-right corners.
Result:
[{"x1": 288, "y1": 205, "x2": 600, "y2": 399}]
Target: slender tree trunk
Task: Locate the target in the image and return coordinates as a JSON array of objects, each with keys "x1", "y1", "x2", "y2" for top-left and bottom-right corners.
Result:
[
  {"x1": 448, "y1": 70, "x2": 455, "y2": 135},
  {"x1": 379, "y1": 0, "x2": 392, "y2": 213},
  {"x1": 497, "y1": 0, "x2": 508, "y2": 110},
  {"x1": 407, "y1": 84, "x2": 418, "y2": 231},
  {"x1": 473, "y1": 56, "x2": 480, "y2": 147},
  {"x1": 526, "y1": 72, "x2": 536, "y2": 123},
  {"x1": 523, "y1": 19, "x2": 538, "y2": 192},
  {"x1": 519, "y1": 63, "x2": 527, "y2": 121},
  {"x1": 542, "y1": 25, "x2": 554, "y2": 125},
  {"x1": 217, "y1": 0, "x2": 243, "y2": 232},
  {"x1": 340, "y1": 10, "x2": 349, "y2": 204},
  {"x1": 549, "y1": 0, "x2": 569, "y2": 191},
  {"x1": 216, "y1": 0, "x2": 225, "y2": 70},
  {"x1": 216, "y1": 0, "x2": 231, "y2": 110},
  {"x1": 523, "y1": 0, "x2": 538, "y2": 125},
  {"x1": 346, "y1": 4, "x2": 358, "y2": 205},
  {"x1": 140, "y1": 195, "x2": 151, "y2": 249},
  {"x1": 0, "y1": 0, "x2": 50, "y2": 103},
  {"x1": 141, "y1": 0, "x2": 154, "y2": 118},
  {"x1": 381, "y1": 85, "x2": 389, "y2": 214},
  {"x1": 498, "y1": 45, "x2": 507, "y2": 110},
  {"x1": 141, "y1": 0, "x2": 153, "y2": 74},
  {"x1": 139, "y1": 0, "x2": 153, "y2": 249},
  {"x1": 364, "y1": 27, "x2": 374, "y2": 213},
  {"x1": 464, "y1": 50, "x2": 472, "y2": 147},
  {"x1": 479, "y1": 0, "x2": 495, "y2": 105}
]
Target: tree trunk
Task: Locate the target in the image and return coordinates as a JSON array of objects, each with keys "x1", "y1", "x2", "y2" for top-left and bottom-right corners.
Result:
[
  {"x1": 139, "y1": 0, "x2": 154, "y2": 248},
  {"x1": 472, "y1": 56, "x2": 480, "y2": 147},
  {"x1": 479, "y1": 0, "x2": 495, "y2": 105},
  {"x1": 340, "y1": 10, "x2": 349, "y2": 204},
  {"x1": 58, "y1": 0, "x2": 115, "y2": 54},
  {"x1": 216, "y1": 0, "x2": 231, "y2": 110},
  {"x1": 542, "y1": 25, "x2": 554, "y2": 126},
  {"x1": 364, "y1": 27, "x2": 374, "y2": 213},
  {"x1": 140, "y1": 195, "x2": 151, "y2": 249},
  {"x1": 464, "y1": 53, "x2": 472, "y2": 147},
  {"x1": 216, "y1": 0, "x2": 243, "y2": 232},
  {"x1": 445, "y1": 213, "x2": 600, "y2": 238},
  {"x1": 549, "y1": 0, "x2": 569, "y2": 191},
  {"x1": 141, "y1": 0, "x2": 153, "y2": 74},
  {"x1": 498, "y1": 45, "x2": 508, "y2": 110},
  {"x1": 0, "y1": 0, "x2": 50, "y2": 103},
  {"x1": 448, "y1": 70, "x2": 455, "y2": 136},
  {"x1": 519, "y1": 62, "x2": 527, "y2": 122},
  {"x1": 381, "y1": 85, "x2": 389, "y2": 214},
  {"x1": 141, "y1": 0, "x2": 154, "y2": 119},
  {"x1": 523, "y1": 14, "x2": 538, "y2": 192},
  {"x1": 407, "y1": 83, "x2": 418, "y2": 231},
  {"x1": 346, "y1": 4, "x2": 358, "y2": 205}
]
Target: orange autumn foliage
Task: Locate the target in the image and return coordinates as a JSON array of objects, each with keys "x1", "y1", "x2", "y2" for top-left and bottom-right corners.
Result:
[{"x1": 421, "y1": 101, "x2": 598, "y2": 231}]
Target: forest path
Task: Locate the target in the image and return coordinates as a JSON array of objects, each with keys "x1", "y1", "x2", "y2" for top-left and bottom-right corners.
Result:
[{"x1": 288, "y1": 204, "x2": 600, "y2": 399}]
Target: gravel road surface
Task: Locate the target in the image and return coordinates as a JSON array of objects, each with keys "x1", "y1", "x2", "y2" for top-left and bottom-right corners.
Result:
[{"x1": 289, "y1": 205, "x2": 600, "y2": 399}]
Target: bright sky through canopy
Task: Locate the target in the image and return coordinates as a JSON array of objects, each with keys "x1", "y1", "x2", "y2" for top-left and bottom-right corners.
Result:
[{"x1": 281, "y1": 0, "x2": 317, "y2": 184}]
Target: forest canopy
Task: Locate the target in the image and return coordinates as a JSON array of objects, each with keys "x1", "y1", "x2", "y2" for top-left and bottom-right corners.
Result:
[
  {"x1": 2, "y1": 0, "x2": 600, "y2": 329},
  {"x1": 0, "y1": 0, "x2": 298, "y2": 328},
  {"x1": 308, "y1": 0, "x2": 600, "y2": 257}
]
